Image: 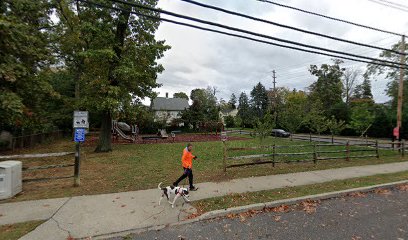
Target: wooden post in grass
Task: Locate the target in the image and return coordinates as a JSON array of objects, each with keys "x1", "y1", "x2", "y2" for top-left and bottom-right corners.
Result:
[
  {"x1": 272, "y1": 144, "x2": 276, "y2": 167},
  {"x1": 74, "y1": 142, "x2": 81, "y2": 186},
  {"x1": 313, "y1": 143, "x2": 317, "y2": 164},
  {"x1": 309, "y1": 132, "x2": 312, "y2": 142},
  {"x1": 375, "y1": 140, "x2": 379, "y2": 159},
  {"x1": 223, "y1": 140, "x2": 227, "y2": 172},
  {"x1": 331, "y1": 134, "x2": 334, "y2": 144},
  {"x1": 346, "y1": 141, "x2": 350, "y2": 161},
  {"x1": 402, "y1": 140, "x2": 405, "y2": 157}
]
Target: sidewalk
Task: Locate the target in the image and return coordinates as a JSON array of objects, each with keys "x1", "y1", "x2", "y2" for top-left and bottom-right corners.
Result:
[{"x1": 1, "y1": 161, "x2": 407, "y2": 239}]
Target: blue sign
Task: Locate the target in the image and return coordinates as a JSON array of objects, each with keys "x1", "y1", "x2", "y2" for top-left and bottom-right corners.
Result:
[{"x1": 74, "y1": 128, "x2": 86, "y2": 142}]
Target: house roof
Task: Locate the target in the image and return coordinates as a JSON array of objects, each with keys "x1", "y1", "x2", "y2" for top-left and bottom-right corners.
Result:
[{"x1": 151, "y1": 97, "x2": 189, "y2": 111}]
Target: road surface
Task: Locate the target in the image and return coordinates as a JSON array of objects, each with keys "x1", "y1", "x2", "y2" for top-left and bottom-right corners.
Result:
[{"x1": 113, "y1": 186, "x2": 408, "y2": 240}]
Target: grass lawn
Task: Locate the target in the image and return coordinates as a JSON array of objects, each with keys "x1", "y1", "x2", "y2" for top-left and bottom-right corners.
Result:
[
  {"x1": 1, "y1": 136, "x2": 405, "y2": 202},
  {"x1": 0, "y1": 220, "x2": 44, "y2": 240},
  {"x1": 192, "y1": 171, "x2": 408, "y2": 214}
]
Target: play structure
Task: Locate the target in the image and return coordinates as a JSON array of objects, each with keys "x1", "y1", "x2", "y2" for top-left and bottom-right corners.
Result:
[
  {"x1": 141, "y1": 129, "x2": 170, "y2": 143},
  {"x1": 111, "y1": 120, "x2": 138, "y2": 143}
]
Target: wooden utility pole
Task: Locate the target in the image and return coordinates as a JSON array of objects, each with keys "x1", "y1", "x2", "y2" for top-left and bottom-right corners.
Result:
[
  {"x1": 397, "y1": 35, "x2": 406, "y2": 140},
  {"x1": 272, "y1": 70, "x2": 277, "y2": 122}
]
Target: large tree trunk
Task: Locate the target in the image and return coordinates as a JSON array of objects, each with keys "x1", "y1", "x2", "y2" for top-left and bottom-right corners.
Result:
[{"x1": 95, "y1": 111, "x2": 112, "y2": 152}]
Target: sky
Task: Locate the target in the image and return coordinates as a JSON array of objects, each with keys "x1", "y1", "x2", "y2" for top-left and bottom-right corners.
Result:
[{"x1": 145, "y1": 0, "x2": 408, "y2": 105}]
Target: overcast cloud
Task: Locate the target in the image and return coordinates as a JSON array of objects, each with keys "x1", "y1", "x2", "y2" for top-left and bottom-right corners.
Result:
[{"x1": 146, "y1": 0, "x2": 408, "y2": 104}]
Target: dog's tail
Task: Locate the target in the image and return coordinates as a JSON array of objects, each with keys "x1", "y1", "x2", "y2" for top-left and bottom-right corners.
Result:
[{"x1": 158, "y1": 182, "x2": 162, "y2": 190}]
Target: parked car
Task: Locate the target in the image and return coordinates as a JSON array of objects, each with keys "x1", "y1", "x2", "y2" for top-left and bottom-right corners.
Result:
[{"x1": 271, "y1": 129, "x2": 290, "y2": 138}]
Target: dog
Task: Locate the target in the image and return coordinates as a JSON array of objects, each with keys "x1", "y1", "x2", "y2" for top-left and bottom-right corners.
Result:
[{"x1": 158, "y1": 182, "x2": 190, "y2": 208}]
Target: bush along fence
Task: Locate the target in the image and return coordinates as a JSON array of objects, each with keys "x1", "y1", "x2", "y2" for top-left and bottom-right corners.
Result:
[
  {"x1": 222, "y1": 141, "x2": 380, "y2": 172},
  {"x1": 6, "y1": 130, "x2": 65, "y2": 151},
  {"x1": 0, "y1": 152, "x2": 77, "y2": 183}
]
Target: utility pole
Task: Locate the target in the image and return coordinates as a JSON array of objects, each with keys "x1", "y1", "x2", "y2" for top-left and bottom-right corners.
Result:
[
  {"x1": 272, "y1": 70, "x2": 277, "y2": 122},
  {"x1": 397, "y1": 35, "x2": 405, "y2": 141}
]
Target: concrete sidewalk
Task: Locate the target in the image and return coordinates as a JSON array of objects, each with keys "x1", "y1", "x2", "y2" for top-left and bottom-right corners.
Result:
[{"x1": 1, "y1": 161, "x2": 407, "y2": 239}]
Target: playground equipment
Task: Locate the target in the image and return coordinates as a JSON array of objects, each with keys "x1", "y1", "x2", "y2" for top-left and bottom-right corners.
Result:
[{"x1": 111, "y1": 120, "x2": 138, "y2": 143}]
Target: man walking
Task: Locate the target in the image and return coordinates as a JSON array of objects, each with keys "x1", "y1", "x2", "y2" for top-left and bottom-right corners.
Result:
[{"x1": 173, "y1": 143, "x2": 198, "y2": 191}]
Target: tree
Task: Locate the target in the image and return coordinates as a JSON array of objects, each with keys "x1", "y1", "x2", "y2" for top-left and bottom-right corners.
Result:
[
  {"x1": 0, "y1": 0, "x2": 56, "y2": 133},
  {"x1": 237, "y1": 92, "x2": 253, "y2": 127},
  {"x1": 250, "y1": 82, "x2": 269, "y2": 118},
  {"x1": 181, "y1": 88, "x2": 218, "y2": 127},
  {"x1": 228, "y1": 93, "x2": 237, "y2": 109},
  {"x1": 327, "y1": 116, "x2": 346, "y2": 136},
  {"x1": 254, "y1": 112, "x2": 275, "y2": 144},
  {"x1": 353, "y1": 77, "x2": 373, "y2": 100},
  {"x1": 342, "y1": 68, "x2": 361, "y2": 105},
  {"x1": 350, "y1": 103, "x2": 375, "y2": 137},
  {"x1": 173, "y1": 92, "x2": 189, "y2": 100},
  {"x1": 309, "y1": 59, "x2": 345, "y2": 115},
  {"x1": 278, "y1": 90, "x2": 308, "y2": 133},
  {"x1": 55, "y1": 0, "x2": 170, "y2": 152},
  {"x1": 305, "y1": 101, "x2": 328, "y2": 135}
]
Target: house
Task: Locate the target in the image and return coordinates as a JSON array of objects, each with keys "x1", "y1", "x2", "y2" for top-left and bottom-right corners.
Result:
[
  {"x1": 219, "y1": 108, "x2": 238, "y2": 125},
  {"x1": 151, "y1": 93, "x2": 189, "y2": 124}
]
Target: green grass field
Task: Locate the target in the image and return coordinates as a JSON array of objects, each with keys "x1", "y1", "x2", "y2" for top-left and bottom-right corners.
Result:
[
  {"x1": 0, "y1": 220, "x2": 44, "y2": 240},
  {"x1": 1, "y1": 136, "x2": 405, "y2": 202}
]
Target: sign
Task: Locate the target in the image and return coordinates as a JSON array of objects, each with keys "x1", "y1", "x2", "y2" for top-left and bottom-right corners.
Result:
[
  {"x1": 74, "y1": 128, "x2": 86, "y2": 142},
  {"x1": 394, "y1": 127, "x2": 400, "y2": 138},
  {"x1": 73, "y1": 111, "x2": 89, "y2": 129}
]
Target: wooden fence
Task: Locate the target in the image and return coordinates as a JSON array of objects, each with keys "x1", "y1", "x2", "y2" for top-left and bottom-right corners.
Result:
[
  {"x1": 7, "y1": 130, "x2": 64, "y2": 151},
  {"x1": 0, "y1": 152, "x2": 76, "y2": 182},
  {"x1": 222, "y1": 141, "x2": 379, "y2": 172}
]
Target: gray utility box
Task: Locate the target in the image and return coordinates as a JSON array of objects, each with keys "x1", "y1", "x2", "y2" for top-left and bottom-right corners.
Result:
[{"x1": 0, "y1": 161, "x2": 22, "y2": 200}]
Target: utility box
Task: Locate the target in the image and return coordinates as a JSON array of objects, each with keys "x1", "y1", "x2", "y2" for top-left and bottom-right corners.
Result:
[{"x1": 0, "y1": 161, "x2": 22, "y2": 200}]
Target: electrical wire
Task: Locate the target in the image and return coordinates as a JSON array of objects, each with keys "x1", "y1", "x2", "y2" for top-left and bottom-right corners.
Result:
[
  {"x1": 177, "y1": 0, "x2": 403, "y2": 55},
  {"x1": 77, "y1": 0, "x2": 406, "y2": 69},
  {"x1": 104, "y1": 0, "x2": 407, "y2": 67},
  {"x1": 367, "y1": 0, "x2": 408, "y2": 12},
  {"x1": 254, "y1": 0, "x2": 404, "y2": 36}
]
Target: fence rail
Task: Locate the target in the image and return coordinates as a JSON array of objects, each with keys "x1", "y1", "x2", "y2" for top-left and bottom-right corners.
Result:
[
  {"x1": 222, "y1": 141, "x2": 380, "y2": 171},
  {"x1": 1, "y1": 152, "x2": 76, "y2": 183}
]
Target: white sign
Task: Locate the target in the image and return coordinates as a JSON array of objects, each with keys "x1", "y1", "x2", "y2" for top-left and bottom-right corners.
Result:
[{"x1": 73, "y1": 111, "x2": 89, "y2": 129}]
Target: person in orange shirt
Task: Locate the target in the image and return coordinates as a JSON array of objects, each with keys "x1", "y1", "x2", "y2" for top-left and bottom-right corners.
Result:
[{"x1": 173, "y1": 143, "x2": 198, "y2": 191}]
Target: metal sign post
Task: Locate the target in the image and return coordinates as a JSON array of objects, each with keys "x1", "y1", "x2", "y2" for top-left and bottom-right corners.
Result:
[{"x1": 73, "y1": 112, "x2": 88, "y2": 187}]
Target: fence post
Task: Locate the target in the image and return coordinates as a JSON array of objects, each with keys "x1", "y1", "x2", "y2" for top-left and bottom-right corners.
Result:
[
  {"x1": 402, "y1": 140, "x2": 405, "y2": 157},
  {"x1": 346, "y1": 141, "x2": 350, "y2": 161},
  {"x1": 74, "y1": 142, "x2": 81, "y2": 186},
  {"x1": 375, "y1": 140, "x2": 379, "y2": 158},
  {"x1": 313, "y1": 143, "x2": 317, "y2": 164},
  {"x1": 272, "y1": 144, "x2": 276, "y2": 167},
  {"x1": 331, "y1": 134, "x2": 334, "y2": 144},
  {"x1": 309, "y1": 132, "x2": 312, "y2": 142},
  {"x1": 223, "y1": 140, "x2": 227, "y2": 172}
]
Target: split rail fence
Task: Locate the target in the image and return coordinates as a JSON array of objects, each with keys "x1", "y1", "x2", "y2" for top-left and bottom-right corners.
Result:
[
  {"x1": 0, "y1": 152, "x2": 76, "y2": 182},
  {"x1": 222, "y1": 141, "x2": 379, "y2": 172}
]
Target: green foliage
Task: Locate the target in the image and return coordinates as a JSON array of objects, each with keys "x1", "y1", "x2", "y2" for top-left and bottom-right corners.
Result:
[
  {"x1": 309, "y1": 59, "x2": 345, "y2": 116},
  {"x1": 250, "y1": 82, "x2": 269, "y2": 118},
  {"x1": 327, "y1": 116, "x2": 346, "y2": 135},
  {"x1": 228, "y1": 93, "x2": 237, "y2": 109},
  {"x1": 173, "y1": 92, "x2": 189, "y2": 100},
  {"x1": 305, "y1": 101, "x2": 328, "y2": 134},
  {"x1": 278, "y1": 90, "x2": 308, "y2": 133},
  {"x1": 254, "y1": 112, "x2": 276, "y2": 144},
  {"x1": 224, "y1": 115, "x2": 235, "y2": 128},
  {"x1": 350, "y1": 103, "x2": 375, "y2": 136},
  {"x1": 237, "y1": 92, "x2": 254, "y2": 127},
  {"x1": 181, "y1": 88, "x2": 219, "y2": 126}
]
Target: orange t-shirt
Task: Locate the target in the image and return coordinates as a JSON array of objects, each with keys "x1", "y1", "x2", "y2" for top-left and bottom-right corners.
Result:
[{"x1": 181, "y1": 147, "x2": 195, "y2": 169}]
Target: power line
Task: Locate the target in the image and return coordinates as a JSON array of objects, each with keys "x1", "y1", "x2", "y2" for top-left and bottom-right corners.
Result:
[
  {"x1": 178, "y1": 0, "x2": 404, "y2": 55},
  {"x1": 377, "y1": 0, "x2": 408, "y2": 9},
  {"x1": 254, "y1": 0, "x2": 404, "y2": 36},
  {"x1": 104, "y1": 0, "x2": 407, "y2": 67},
  {"x1": 367, "y1": 0, "x2": 408, "y2": 12},
  {"x1": 78, "y1": 0, "x2": 406, "y2": 70}
]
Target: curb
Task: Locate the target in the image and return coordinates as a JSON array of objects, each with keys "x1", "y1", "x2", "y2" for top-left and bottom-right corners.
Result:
[{"x1": 93, "y1": 179, "x2": 408, "y2": 239}]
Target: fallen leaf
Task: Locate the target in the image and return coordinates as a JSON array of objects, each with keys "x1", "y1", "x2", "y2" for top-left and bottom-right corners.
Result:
[
  {"x1": 397, "y1": 184, "x2": 408, "y2": 191},
  {"x1": 352, "y1": 235, "x2": 362, "y2": 240},
  {"x1": 274, "y1": 215, "x2": 281, "y2": 222},
  {"x1": 300, "y1": 200, "x2": 319, "y2": 214},
  {"x1": 375, "y1": 189, "x2": 392, "y2": 195},
  {"x1": 43, "y1": 204, "x2": 50, "y2": 207},
  {"x1": 116, "y1": 197, "x2": 120, "y2": 199},
  {"x1": 348, "y1": 192, "x2": 367, "y2": 198},
  {"x1": 121, "y1": 205, "x2": 126, "y2": 208}
]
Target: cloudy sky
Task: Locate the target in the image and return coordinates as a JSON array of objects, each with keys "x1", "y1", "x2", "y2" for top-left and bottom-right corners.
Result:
[{"x1": 147, "y1": 0, "x2": 408, "y2": 104}]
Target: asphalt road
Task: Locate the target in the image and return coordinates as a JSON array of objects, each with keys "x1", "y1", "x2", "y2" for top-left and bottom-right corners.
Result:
[{"x1": 114, "y1": 186, "x2": 408, "y2": 240}]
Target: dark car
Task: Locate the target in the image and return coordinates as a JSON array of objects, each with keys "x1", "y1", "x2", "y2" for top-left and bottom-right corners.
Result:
[{"x1": 271, "y1": 129, "x2": 290, "y2": 138}]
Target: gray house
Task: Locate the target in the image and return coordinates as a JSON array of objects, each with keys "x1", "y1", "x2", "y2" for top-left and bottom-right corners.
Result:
[{"x1": 151, "y1": 94, "x2": 189, "y2": 124}]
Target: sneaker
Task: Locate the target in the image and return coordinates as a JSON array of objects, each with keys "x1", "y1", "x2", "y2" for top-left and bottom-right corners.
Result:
[{"x1": 189, "y1": 186, "x2": 198, "y2": 191}]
